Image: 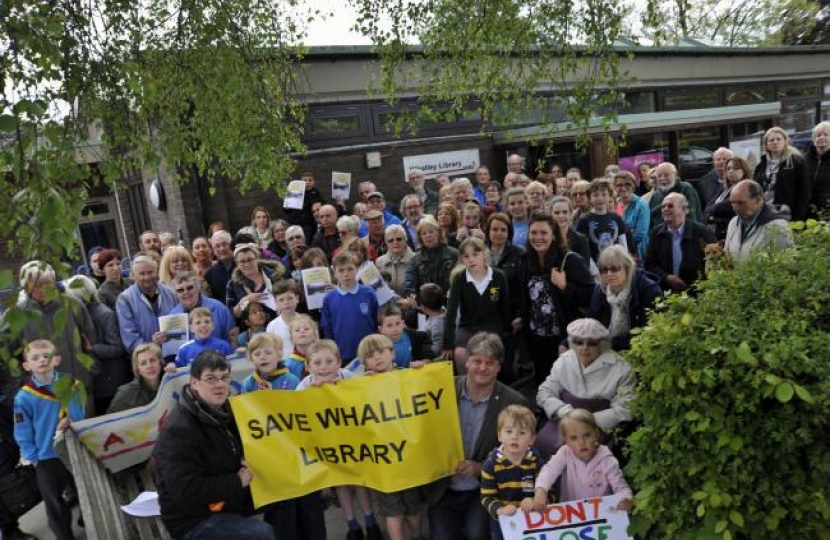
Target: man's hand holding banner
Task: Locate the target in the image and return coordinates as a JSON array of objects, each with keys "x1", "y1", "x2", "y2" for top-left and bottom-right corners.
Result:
[{"x1": 230, "y1": 362, "x2": 463, "y2": 507}]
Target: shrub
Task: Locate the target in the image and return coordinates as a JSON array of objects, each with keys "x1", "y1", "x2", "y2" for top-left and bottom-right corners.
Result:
[{"x1": 624, "y1": 221, "x2": 830, "y2": 540}]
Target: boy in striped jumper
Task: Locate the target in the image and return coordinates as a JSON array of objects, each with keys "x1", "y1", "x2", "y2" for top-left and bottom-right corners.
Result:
[
  {"x1": 480, "y1": 404, "x2": 542, "y2": 540},
  {"x1": 14, "y1": 339, "x2": 86, "y2": 540}
]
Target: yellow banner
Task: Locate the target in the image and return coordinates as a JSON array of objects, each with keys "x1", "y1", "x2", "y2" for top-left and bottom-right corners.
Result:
[{"x1": 230, "y1": 362, "x2": 463, "y2": 506}]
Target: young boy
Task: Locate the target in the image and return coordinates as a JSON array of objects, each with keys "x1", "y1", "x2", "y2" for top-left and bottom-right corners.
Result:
[
  {"x1": 174, "y1": 307, "x2": 234, "y2": 369},
  {"x1": 574, "y1": 178, "x2": 635, "y2": 263},
  {"x1": 418, "y1": 283, "x2": 446, "y2": 358},
  {"x1": 320, "y1": 252, "x2": 379, "y2": 363},
  {"x1": 378, "y1": 303, "x2": 432, "y2": 369},
  {"x1": 265, "y1": 280, "x2": 301, "y2": 358},
  {"x1": 241, "y1": 334, "x2": 300, "y2": 392},
  {"x1": 358, "y1": 334, "x2": 426, "y2": 540},
  {"x1": 480, "y1": 404, "x2": 543, "y2": 540},
  {"x1": 284, "y1": 314, "x2": 318, "y2": 380},
  {"x1": 505, "y1": 188, "x2": 530, "y2": 247},
  {"x1": 240, "y1": 336, "x2": 323, "y2": 539},
  {"x1": 14, "y1": 339, "x2": 86, "y2": 540},
  {"x1": 295, "y1": 341, "x2": 379, "y2": 540}
]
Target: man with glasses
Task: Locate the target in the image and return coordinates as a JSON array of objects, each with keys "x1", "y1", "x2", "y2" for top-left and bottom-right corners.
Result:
[
  {"x1": 724, "y1": 180, "x2": 793, "y2": 263},
  {"x1": 363, "y1": 210, "x2": 388, "y2": 259},
  {"x1": 154, "y1": 351, "x2": 275, "y2": 540},
  {"x1": 400, "y1": 194, "x2": 424, "y2": 249},
  {"x1": 168, "y1": 273, "x2": 237, "y2": 342},
  {"x1": 204, "y1": 230, "x2": 235, "y2": 303},
  {"x1": 645, "y1": 193, "x2": 715, "y2": 293}
]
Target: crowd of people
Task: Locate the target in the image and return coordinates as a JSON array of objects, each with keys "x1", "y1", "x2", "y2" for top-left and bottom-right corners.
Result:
[{"x1": 1, "y1": 121, "x2": 828, "y2": 540}]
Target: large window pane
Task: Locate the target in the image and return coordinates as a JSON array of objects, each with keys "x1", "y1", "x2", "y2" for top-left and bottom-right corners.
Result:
[
  {"x1": 617, "y1": 132, "x2": 670, "y2": 179},
  {"x1": 678, "y1": 127, "x2": 721, "y2": 180},
  {"x1": 779, "y1": 101, "x2": 817, "y2": 132},
  {"x1": 308, "y1": 115, "x2": 361, "y2": 136},
  {"x1": 778, "y1": 81, "x2": 820, "y2": 99},
  {"x1": 725, "y1": 85, "x2": 774, "y2": 105},
  {"x1": 664, "y1": 88, "x2": 719, "y2": 111}
]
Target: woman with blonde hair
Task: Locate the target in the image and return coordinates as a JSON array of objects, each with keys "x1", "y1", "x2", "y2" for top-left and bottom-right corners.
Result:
[
  {"x1": 808, "y1": 121, "x2": 830, "y2": 218},
  {"x1": 754, "y1": 126, "x2": 810, "y2": 221},
  {"x1": 158, "y1": 245, "x2": 198, "y2": 286}
]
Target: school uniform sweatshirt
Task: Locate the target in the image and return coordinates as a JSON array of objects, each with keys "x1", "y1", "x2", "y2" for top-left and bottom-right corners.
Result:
[{"x1": 444, "y1": 267, "x2": 511, "y2": 349}]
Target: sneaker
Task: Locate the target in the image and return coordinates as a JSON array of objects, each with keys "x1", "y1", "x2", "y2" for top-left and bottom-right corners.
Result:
[
  {"x1": 346, "y1": 529, "x2": 364, "y2": 540},
  {"x1": 365, "y1": 524, "x2": 384, "y2": 540}
]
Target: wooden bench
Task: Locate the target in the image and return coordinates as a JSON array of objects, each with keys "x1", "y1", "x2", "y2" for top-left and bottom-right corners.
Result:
[{"x1": 65, "y1": 429, "x2": 172, "y2": 540}]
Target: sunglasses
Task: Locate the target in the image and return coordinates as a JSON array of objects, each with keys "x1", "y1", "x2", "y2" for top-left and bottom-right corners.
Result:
[
  {"x1": 572, "y1": 338, "x2": 601, "y2": 347},
  {"x1": 599, "y1": 265, "x2": 622, "y2": 274},
  {"x1": 175, "y1": 284, "x2": 196, "y2": 294},
  {"x1": 387, "y1": 237, "x2": 406, "y2": 243}
]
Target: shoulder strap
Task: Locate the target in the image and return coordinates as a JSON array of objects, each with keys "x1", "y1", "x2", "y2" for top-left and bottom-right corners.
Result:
[{"x1": 559, "y1": 251, "x2": 572, "y2": 272}]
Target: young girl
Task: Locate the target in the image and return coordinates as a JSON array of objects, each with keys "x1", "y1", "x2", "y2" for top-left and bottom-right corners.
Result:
[
  {"x1": 443, "y1": 237, "x2": 511, "y2": 373},
  {"x1": 236, "y1": 301, "x2": 268, "y2": 349},
  {"x1": 284, "y1": 314, "x2": 318, "y2": 379},
  {"x1": 533, "y1": 409, "x2": 633, "y2": 511},
  {"x1": 456, "y1": 200, "x2": 486, "y2": 243}
]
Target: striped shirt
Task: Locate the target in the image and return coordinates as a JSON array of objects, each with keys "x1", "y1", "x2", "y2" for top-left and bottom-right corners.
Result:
[{"x1": 480, "y1": 445, "x2": 543, "y2": 517}]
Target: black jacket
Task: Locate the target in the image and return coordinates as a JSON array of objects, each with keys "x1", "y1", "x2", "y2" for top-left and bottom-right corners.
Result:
[
  {"x1": 87, "y1": 301, "x2": 129, "y2": 399},
  {"x1": 703, "y1": 189, "x2": 735, "y2": 241},
  {"x1": 404, "y1": 328, "x2": 434, "y2": 361},
  {"x1": 589, "y1": 269, "x2": 661, "y2": 351},
  {"x1": 754, "y1": 153, "x2": 811, "y2": 221},
  {"x1": 403, "y1": 245, "x2": 459, "y2": 299},
  {"x1": 807, "y1": 145, "x2": 830, "y2": 218},
  {"x1": 645, "y1": 220, "x2": 716, "y2": 292},
  {"x1": 691, "y1": 169, "x2": 723, "y2": 207},
  {"x1": 492, "y1": 243, "x2": 524, "y2": 318},
  {"x1": 566, "y1": 229, "x2": 591, "y2": 265},
  {"x1": 154, "y1": 385, "x2": 252, "y2": 539},
  {"x1": 285, "y1": 187, "x2": 325, "y2": 241}
]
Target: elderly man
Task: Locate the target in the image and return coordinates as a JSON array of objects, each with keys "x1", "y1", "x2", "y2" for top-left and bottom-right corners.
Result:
[
  {"x1": 401, "y1": 193, "x2": 424, "y2": 250},
  {"x1": 362, "y1": 210, "x2": 387, "y2": 259},
  {"x1": 359, "y1": 191, "x2": 401, "y2": 236},
  {"x1": 407, "y1": 168, "x2": 439, "y2": 215},
  {"x1": 694, "y1": 147, "x2": 733, "y2": 207},
  {"x1": 11, "y1": 260, "x2": 96, "y2": 398},
  {"x1": 725, "y1": 180, "x2": 794, "y2": 263},
  {"x1": 645, "y1": 193, "x2": 716, "y2": 293},
  {"x1": 116, "y1": 255, "x2": 178, "y2": 355},
  {"x1": 168, "y1": 273, "x2": 237, "y2": 342},
  {"x1": 427, "y1": 332, "x2": 528, "y2": 540},
  {"x1": 311, "y1": 204, "x2": 341, "y2": 258},
  {"x1": 648, "y1": 162, "x2": 703, "y2": 228},
  {"x1": 450, "y1": 178, "x2": 475, "y2": 211},
  {"x1": 139, "y1": 230, "x2": 162, "y2": 255},
  {"x1": 506, "y1": 154, "x2": 523, "y2": 175},
  {"x1": 203, "y1": 230, "x2": 235, "y2": 302},
  {"x1": 154, "y1": 351, "x2": 275, "y2": 540}
]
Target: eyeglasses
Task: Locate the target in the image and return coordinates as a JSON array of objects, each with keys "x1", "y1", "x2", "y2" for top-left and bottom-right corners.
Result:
[
  {"x1": 199, "y1": 374, "x2": 232, "y2": 385},
  {"x1": 614, "y1": 184, "x2": 632, "y2": 190},
  {"x1": 405, "y1": 204, "x2": 422, "y2": 210},
  {"x1": 387, "y1": 237, "x2": 406, "y2": 243},
  {"x1": 236, "y1": 257, "x2": 257, "y2": 264},
  {"x1": 599, "y1": 265, "x2": 622, "y2": 274},
  {"x1": 175, "y1": 284, "x2": 196, "y2": 294},
  {"x1": 571, "y1": 338, "x2": 601, "y2": 347}
]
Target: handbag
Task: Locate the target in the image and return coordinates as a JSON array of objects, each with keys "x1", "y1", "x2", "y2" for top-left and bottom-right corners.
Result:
[{"x1": 0, "y1": 464, "x2": 41, "y2": 517}]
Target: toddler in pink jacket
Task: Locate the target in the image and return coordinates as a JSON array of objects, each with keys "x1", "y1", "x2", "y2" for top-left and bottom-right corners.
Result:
[{"x1": 532, "y1": 409, "x2": 633, "y2": 511}]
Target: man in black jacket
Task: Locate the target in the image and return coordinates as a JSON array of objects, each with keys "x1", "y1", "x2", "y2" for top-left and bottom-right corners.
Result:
[{"x1": 153, "y1": 351, "x2": 273, "y2": 540}]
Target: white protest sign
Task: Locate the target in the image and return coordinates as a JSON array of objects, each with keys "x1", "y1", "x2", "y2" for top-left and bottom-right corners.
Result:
[
  {"x1": 498, "y1": 495, "x2": 633, "y2": 540},
  {"x1": 283, "y1": 180, "x2": 306, "y2": 210},
  {"x1": 332, "y1": 171, "x2": 352, "y2": 200},
  {"x1": 402, "y1": 149, "x2": 480, "y2": 181}
]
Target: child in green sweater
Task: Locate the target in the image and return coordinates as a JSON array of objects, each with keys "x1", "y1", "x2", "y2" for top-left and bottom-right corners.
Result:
[{"x1": 443, "y1": 237, "x2": 512, "y2": 373}]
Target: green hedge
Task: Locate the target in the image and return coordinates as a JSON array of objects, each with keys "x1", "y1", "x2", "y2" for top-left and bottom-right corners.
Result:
[{"x1": 624, "y1": 221, "x2": 830, "y2": 540}]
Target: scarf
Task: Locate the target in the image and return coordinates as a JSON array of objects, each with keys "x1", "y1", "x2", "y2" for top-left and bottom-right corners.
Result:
[
  {"x1": 605, "y1": 286, "x2": 631, "y2": 339},
  {"x1": 252, "y1": 364, "x2": 290, "y2": 389}
]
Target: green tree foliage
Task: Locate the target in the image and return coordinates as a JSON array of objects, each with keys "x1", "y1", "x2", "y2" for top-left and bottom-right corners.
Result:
[
  {"x1": 777, "y1": 0, "x2": 828, "y2": 45},
  {"x1": 350, "y1": 0, "x2": 632, "y2": 160},
  {"x1": 625, "y1": 221, "x2": 830, "y2": 540}
]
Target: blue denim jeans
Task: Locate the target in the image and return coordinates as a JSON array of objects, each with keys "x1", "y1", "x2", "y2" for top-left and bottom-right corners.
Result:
[{"x1": 181, "y1": 513, "x2": 274, "y2": 540}]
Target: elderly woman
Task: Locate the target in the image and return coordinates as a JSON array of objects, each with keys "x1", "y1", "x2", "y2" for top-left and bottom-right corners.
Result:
[
  {"x1": 65, "y1": 275, "x2": 130, "y2": 413},
  {"x1": 267, "y1": 219, "x2": 290, "y2": 260},
  {"x1": 569, "y1": 180, "x2": 592, "y2": 223},
  {"x1": 589, "y1": 245, "x2": 660, "y2": 351},
  {"x1": 704, "y1": 156, "x2": 752, "y2": 240},
  {"x1": 520, "y1": 212, "x2": 594, "y2": 385},
  {"x1": 525, "y1": 181, "x2": 550, "y2": 214},
  {"x1": 536, "y1": 318, "x2": 636, "y2": 458},
  {"x1": 159, "y1": 245, "x2": 198, "y2": 287},
  {"x1": 614, "y1": 171, "x2": 650, "y2": 260},
  {"x1": 191, "y1": 236, "x2": 214, "y2": 279},
  {"x1": 403, "y1": 215, "x2": 459, "y2": 306},
  {"x1": 226, "y1": 243, "x2": 280, "y2": 324},
  {"x1": 96, "y1": 248, "x2": 132, "y2": 310},
  {"x1": 376, "y1": 224, "x2": 414, "y2": 297},
  {"x1": 107, "y1": 343, "x2": 164, "y2": 413},
  {"x1": 754, "y1": 126, "x2": 810, "y2": 221}
]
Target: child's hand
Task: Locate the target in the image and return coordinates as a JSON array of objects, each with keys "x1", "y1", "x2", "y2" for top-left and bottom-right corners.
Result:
[
  {"x1": 258, "y1": 380, "x2": 272, "y2": 391},
  {"x1": 152, "y1": 331, "x2": 168, "y2": 344},
  {"x1": 511, "y1": 317, "x2": 522, "y2": 333},
  {"x1": 497, "y1": 504, "x2": 517, "y2": 516},
  {"x1": 454, "y1": 460, "x2": 481, "y2": 478},
  {"x1": 441, "y1": 349, "x2": 453, "y2": 361},
  {"x1": 164, "y1": 362, "x2": 178, "y2": 374},
  {"x1": 410, "y1": 360, "x2": 427, "y2": 369},
  {"x1": 519, "y1": 497, "x2": 536, "y2": 513},
  {"x1": 237, "y1": 465, "x2": 253, "y2": 487},
  {"x1": 532, "y1": 489, "x2": 548, "y2": 512},
  {"x1": 616, "y1": 498, "x2": 633, "y2": 512},
  {"x1": 57, "y1": 417, "x2": 70, "y2": 432}
]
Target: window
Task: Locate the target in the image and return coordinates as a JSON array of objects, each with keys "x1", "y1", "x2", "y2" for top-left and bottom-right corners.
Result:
[
  {"x1": 303, "y1": 104, "x2": 370, "y2": 146},
  {"x1": 77, "y1": 197, "x2": 124, "y2": 257},
  {"x1": 777, "y1": 81, "x2": 820, "y2": 100},
  {"x1": 677, "y1": 126, "x2": 722, "y2": 179},
  {"x1": 663, "y1": 88, "x2": 719, "y2": 111},
  {"x1": 724, "y1": 85, "x2": 774, "y2": 105},
  {"x1": 779, "y1": 101, "x2": 817, "y2": 132},
  {"x1": 308, "y1": 116, "x2": 360, "y2": 135}
]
